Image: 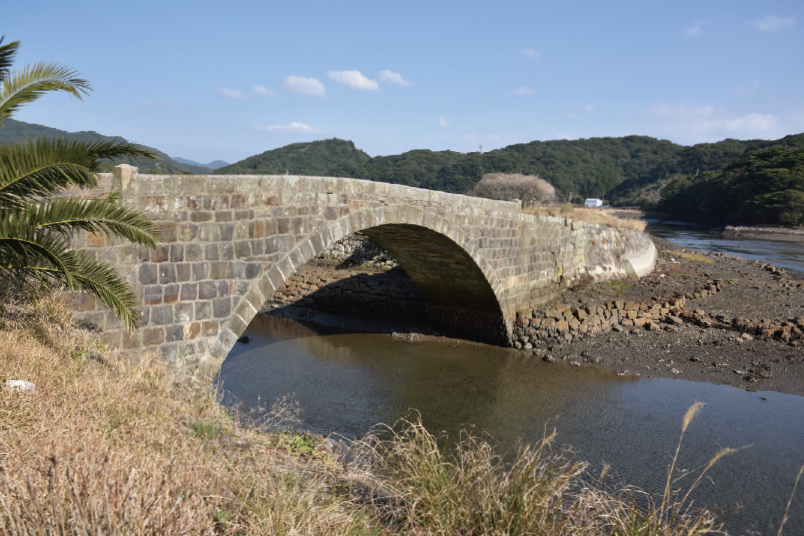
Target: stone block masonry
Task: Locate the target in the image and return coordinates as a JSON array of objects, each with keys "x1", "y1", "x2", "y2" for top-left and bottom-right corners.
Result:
[
  {"x1": 266, "y1": 263, "x2": 427, "y2": 325},
  {"x1": 312, "y1": 231, "x2": 397, "y2": 270},
  {"x1": 69, "y1": 165, "x2": 656, "y2": 380}
]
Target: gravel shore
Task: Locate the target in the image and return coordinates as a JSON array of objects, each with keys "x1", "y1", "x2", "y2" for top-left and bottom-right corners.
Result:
[{"x1": 536, "y1": 236, "x2": 804, "y2": 396}]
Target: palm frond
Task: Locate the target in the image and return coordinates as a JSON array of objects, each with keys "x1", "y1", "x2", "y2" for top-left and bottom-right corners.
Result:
[
  {"x1": 0, "y1": 37, "x2": 19, "y2": 84},
  {"x1": 0, "y1": 37, "x2": 156, "y2": 333},
  {"x1": 0, "y1": 218, "x2": 75, "y2": 287},
  {"x1": 69, "y1": 252, "x2": 140, "y2": 331},
  {"x1": 0, "y1": 247, "x2": 140, "y2": 331},
  {"x1": 0, "y1": 138, "x2": 157, "y2": 208},
  {"x1": 0, "y1": 61, "x2": 90, "y2": 122},
  {"x1": 26, "y1": 197, "x2": 162, "y2": 247}
]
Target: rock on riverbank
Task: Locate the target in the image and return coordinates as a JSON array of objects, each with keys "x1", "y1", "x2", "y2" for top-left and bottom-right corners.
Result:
[{"x1": 515, "y1": 236, "x2": 804, "y2": 395}]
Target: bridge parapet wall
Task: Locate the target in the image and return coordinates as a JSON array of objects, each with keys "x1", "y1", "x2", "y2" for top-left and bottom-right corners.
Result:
[{"x1": 69, "y1": 165, "x2": 654, "y2": 378}]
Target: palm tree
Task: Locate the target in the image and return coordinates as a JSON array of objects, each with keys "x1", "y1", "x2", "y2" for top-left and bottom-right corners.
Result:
[{"x1": 0, "y1": 37, "x2": 161, "y2": 331}]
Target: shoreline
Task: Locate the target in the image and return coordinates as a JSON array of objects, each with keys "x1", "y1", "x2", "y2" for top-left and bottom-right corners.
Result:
[
  {"x1": 263, "y1": 233, "x2": 804, "y2": 397},
  {"x1": 610, "y1": 209, "x2": 804, "y2": 242},
  {"x1": 721, "y1": 225, "x2": 804, "y2": 241}
]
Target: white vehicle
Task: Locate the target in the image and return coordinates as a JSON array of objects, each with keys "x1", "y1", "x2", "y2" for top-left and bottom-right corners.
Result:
[{"x1": 584, "y1": 198, "x2": 604, "y2": 208}]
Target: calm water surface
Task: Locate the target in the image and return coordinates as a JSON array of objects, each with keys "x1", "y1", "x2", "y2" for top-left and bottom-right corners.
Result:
[
  {"x1": 647, "y1": 223, "x2": 804, "y2": 274},
  {"x1": 219, "y1": 314, "x2": 804, "y2": 535}
]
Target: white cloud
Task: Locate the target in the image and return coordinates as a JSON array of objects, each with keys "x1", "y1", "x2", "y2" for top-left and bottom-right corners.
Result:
[
  {"x1": 378, "y1": 70, "x2": 412, "y2": 86},
  {"x1": 438, "y1": 116, "x2": 451, "y2": 129},
  {"x1": 508, "y1": 86, "x2": 535, "y2": 96},
  {"x1": 647, "y1": 103, "x2": 780, "y2": 142},
  {"x1": 254, "y1": 85, "x2": 275, "y2": 96},
  {"x1": 282, "y1": 76, "x2": 326, "y2": 98},
  {"x1": 730, "y1": 80, "x2": 760, "y2": 97},
  {"x1": 684, "y1": 19, "x2": 704, "y2": 35},
  {"x1": 254, "y1": 122, "x2": 322, "y2": 134},
  {"x1": 328, "y1": 70, "x2": 379, "y2": 91},
  {"x1": 748, "y1": 15, "x2": 796, "y2": 32},
  {"x1": 519, "y1": 47, "x2": 540, "y2": 59},
  {"x1": 566, "y1": 104, "x2": 594, "y2": 119},
  {"x1": 219, "y1": 88, "x2": 251, "y2": 101}
]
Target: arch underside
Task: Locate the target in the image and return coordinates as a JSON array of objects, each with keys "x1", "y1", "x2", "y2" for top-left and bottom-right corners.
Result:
[{"x1": 357, "y1": 224, "x2": 510, "y2": 346}]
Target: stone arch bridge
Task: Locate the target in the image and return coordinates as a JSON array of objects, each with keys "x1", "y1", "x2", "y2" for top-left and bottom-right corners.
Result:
[{"x1": 71, "y1": 165, "x2": 656, "y2": 378}]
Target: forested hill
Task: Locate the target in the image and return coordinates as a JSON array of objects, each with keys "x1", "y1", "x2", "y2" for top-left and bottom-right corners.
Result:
[
  {"x1": 216, "y1": 136, "x2": 684, "y2": 197},
  {"x1": 4, "y1": 118, "x2": 801, "y2": 211},
  {"x1": 0, "y1": 119, "x2": 211, "y2": 174},
  {"x1": 215, "y1": 138, "x2": 371, "y2": 176},
  {"x1": 608, "y1": 133, "x2": 804, "y2": 205},
  {"x1": 656, "y1": 143, "x2": 804, "y2": 226},
  {"x1": 217, "y1": 134, "x2": 804, "y2": 204}
]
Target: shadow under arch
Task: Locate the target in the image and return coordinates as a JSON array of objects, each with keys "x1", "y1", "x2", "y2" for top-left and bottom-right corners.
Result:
[{"x1": 360, "y1": 223, "x2": 509, "y2": 345}]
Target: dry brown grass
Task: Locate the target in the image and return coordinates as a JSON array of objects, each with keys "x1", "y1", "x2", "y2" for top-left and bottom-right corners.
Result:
[
  {"x1": 526, "y1": 205, "x2": 648, "y2": 232},
  {"x1": 0, "y1": 293, "x2": 375, "y2": 535},
  {"x1": 348, "y1": 416, "x2": 724, "y2": 536},
  {"x1": 0, "y1": 293, "x2": 742, "y2": 536}
]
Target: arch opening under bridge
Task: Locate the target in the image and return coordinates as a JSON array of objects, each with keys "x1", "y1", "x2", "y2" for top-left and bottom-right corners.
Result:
[{"x1": 214, "y1": 215, "x2": 513, "y2": 364}]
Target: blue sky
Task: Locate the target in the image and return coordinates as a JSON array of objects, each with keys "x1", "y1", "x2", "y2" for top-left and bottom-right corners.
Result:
[{"x1": 5, "y1": 0, "x2": 803, "y2": 164}]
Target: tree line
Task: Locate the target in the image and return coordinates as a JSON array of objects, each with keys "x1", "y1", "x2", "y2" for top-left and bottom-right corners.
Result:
[
  {"x1": 5, "y1": 88, "x2": 803, "y2": 227},
  {"x1": 656, "y1": 144, "x2": 804, "y2": 226},
  {"x1": 214, "y1": 134, "x2": 804, "y2": 212}
]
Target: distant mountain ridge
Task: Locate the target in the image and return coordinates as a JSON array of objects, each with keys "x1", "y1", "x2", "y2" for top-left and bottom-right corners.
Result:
[
  {"x1": 0, "y1": 119, "x2": 213, "y2": 174},
  {"x1": 3, "y1": 119, "x2": 801, "y2": 209},
  {"x1": 215, "y1": 139, "x2": 370, "y2": 177},
  {"x1": 172, "y1": 156, "x2": 229, "y2": 169},
  {"x1": 216, "y1": 133, "x2": 804, "y2": 205}
]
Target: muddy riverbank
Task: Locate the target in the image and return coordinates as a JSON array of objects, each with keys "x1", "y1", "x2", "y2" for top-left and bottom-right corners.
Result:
[
  {"x1": 529, "y1": 235, "x2": 804, "y2": 396},
  {"x1": 261, "y1": 234, "x2": 804, "y2": 396}
]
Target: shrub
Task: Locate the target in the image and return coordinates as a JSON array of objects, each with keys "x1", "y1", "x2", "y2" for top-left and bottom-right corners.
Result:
[{"x1": 471, "y1": 173, "x2": 555, "y2": 207}]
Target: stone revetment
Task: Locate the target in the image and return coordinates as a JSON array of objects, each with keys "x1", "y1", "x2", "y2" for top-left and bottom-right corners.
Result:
[{"x1": 69, "y1": 165, "x2": 656, "y2": 378}]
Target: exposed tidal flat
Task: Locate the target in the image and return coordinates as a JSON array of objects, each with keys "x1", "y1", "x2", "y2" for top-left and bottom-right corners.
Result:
[{"x1": 220, "y1": 313, "x2": 804, "y2": 535}]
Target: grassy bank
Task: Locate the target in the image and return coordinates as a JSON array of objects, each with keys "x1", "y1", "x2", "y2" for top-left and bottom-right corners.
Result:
[
  {"x1": 0, "y1": 294, "x2": 750, "y2": 535},
  {"x1": 526, "y1": 205, "x2": 648, "y2": 232}
]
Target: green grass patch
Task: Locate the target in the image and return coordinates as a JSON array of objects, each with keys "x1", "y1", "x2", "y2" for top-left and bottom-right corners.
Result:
[
  {"x1": 190, "y1": 420, "x2": 230, "y2": 440},
  {"x1": 677, "y1": 252, "x2": 715, "y2": 264},
  {"x1": 599, "y1": 280, "x2": 634, "y2": 295},
  {"x1": 273, "y1": 431, "x2": 319, "y2": 458}
]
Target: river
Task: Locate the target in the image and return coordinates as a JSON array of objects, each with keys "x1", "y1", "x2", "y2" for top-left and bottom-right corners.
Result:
[
  {"x1": 218, "y1": 228, "x2": 804, "y2": 535},
  {"x1": 647, "y1": 223, "x2": 804, "y2": 274}
]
